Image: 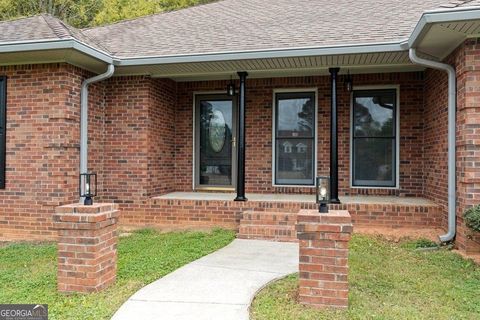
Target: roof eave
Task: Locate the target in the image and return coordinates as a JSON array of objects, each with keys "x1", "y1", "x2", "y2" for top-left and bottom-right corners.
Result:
[
  {"x1": 3, "y1": 6, "x2": 480, "y2": 73},
  {"x1": 116, "y1": 41, "x2": 407, "y2": 67},
  {"x1": 409, "y1": 6, "x2": 480, "y2": 49},
  {"x1": 0, "y1": 38, "x2": 114, "y2": 64}
]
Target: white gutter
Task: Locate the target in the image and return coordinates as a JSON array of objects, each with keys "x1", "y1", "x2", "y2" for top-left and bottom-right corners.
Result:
[
  {"x1": 409, "y1": 48, "x2": 456, "y2": 243},
  {"x1": 117, "y1": 41, "x2": 406, "y2": 66},
  {"x1": 79, "y1": 64, "x2": 114, "y2": 201}
]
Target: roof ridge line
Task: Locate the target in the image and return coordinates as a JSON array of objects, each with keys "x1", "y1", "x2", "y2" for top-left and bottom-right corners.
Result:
[
  {"x1": 41, "y1": 14, "x2": 113, "y2": 54},
  {"x1": 40, "y1": 14, "x2": 72, "y2": 39}
]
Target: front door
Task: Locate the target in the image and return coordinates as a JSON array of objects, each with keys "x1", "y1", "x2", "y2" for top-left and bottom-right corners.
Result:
[{"x1": 195, "y1": 94, "x2": 237, "y2": 189}]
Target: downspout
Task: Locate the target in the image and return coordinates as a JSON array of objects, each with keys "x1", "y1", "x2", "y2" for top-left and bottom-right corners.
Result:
[
  {"x1": 80, "y1": 64, "x2": 115, "y2": 202},
  {"x1": 409, "y1": 48, "x2": 456, "y2": 243}
]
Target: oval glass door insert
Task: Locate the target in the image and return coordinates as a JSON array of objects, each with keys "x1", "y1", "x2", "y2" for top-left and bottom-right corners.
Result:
[{"x1": 209, "y1": 109, "x2": 226, "y2": 153}]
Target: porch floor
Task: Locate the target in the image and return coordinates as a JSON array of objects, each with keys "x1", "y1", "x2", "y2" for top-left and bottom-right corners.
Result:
[{"x1": 155, "y1": 192, "x2": 438, "y2": 206}]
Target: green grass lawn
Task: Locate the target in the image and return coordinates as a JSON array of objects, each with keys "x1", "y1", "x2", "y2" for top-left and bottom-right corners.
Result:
[
  {"x1": 0, "y1": 228, "x2": 235, "y2": 320},
  {"x1": 251, "y1": 235, "x2": 480, "y2": 320}
]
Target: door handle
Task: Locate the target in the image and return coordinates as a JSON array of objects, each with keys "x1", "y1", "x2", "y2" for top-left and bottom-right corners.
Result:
[{"x1": 232, "y1": 136, "x2": 236, "y2": 148}]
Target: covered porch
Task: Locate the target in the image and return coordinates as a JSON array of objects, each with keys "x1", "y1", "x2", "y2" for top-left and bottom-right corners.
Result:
[
  {"x1": 103, "y1": 57, "x2": 448, "y2": 238},
  {"x1": 94, "y1": 15, "x2": 472, "y2": 239}
]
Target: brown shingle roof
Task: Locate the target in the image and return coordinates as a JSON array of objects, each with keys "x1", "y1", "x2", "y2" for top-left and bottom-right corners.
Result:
[
  {"x1": 0, "y1": 14, "x2": 110, "y2": 52},
  {"x1": 0, "y1": 15, "x2": 61, "y2": 42},
  {"x1": 0, "y1": 1, "x2": 479, "y2": 58},
  {"x1": 82, "y1": 0, "x2": 468, "y2": 58}
]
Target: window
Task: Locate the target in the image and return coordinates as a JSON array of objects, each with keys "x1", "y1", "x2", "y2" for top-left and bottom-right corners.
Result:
[
  {"x1": 352, "y1": 89, "x2": 397, "y2": 187},
  {"x1": 274, "y1": 91, "x2": 316, "y2": 185},
  {"x1": 0, "y1": 76, "x2": 5, "y2": 189}
]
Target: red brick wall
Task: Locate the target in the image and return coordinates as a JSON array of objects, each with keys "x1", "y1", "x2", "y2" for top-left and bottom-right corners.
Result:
[
  {"x1": 0, "y1": 63, "x2": 104, "y2": 241},
  {"x1": 452, "y1": 39, "x2": 480, "y2": 252},
  {"x1": 423, "y1": 38, "x2": 480, "y2": 253},
  {"x1": 421, "y1": 38, "x2": 480, "y2": 253},
  {"x1": 176, "y1": 73, "x2": 425, "y2": 196},
  {"x1": 424, "y1": 68, "x2": 448, "y2": 217},
  {"x1": 148, "y1": 78, "x2": 177, "y2": 196},
  {"x1": 102, "y1": 76, "x2": 176, "y2": 203}
]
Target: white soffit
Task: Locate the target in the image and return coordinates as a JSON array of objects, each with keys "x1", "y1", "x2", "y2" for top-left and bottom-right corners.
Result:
[
  {"x1": 415, "y1": 19, "x2": 480, "y2": 59},
  {"x1": 115, "y1": 51, "x2": 420, "y2": 80}
]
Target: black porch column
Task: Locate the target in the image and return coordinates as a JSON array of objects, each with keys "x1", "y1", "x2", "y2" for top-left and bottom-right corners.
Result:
[
  {"x1": 329, "y1": 67, "x2": 340, "y2": 203},
  {"x1": 235, "y1": 71, "x2": 248, "y2": 201}
]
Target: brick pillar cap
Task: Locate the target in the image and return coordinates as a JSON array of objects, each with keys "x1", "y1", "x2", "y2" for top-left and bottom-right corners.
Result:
[
  {"x1": 55, "y1": 203, "x2": 119, "y2": 214},
  {"x1": 53, "y1": 203, "x2": 120, "y2": 228},
  {"x1": 297, "y1": 209, "x2": 352, "y2": 225}
]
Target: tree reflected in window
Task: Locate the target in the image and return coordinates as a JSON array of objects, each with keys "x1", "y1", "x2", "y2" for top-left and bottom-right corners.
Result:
[{"x1": 352, "y1": 89, "x2": 396, "y2": 187}]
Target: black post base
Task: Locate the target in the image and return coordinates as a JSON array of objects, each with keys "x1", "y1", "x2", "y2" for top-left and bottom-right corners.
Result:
[
  {"x1": 329, "y1": 198, "x2": 341, "y2": 204},
  {"x1": 84, "y1": 196, "x2": 93, "y2": 206},
  {"x1": 319, "y1": 203, "x2": 329, "y2": 213},
  {"x1": 234, "y1": 196, "x2": 248, "y2": 202}
]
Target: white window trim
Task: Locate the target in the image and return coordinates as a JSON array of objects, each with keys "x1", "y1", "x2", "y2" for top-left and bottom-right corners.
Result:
[
  {"x1": 349, "y1": 85, "x2": 400, "y2": 189},
  {"x1": 272, "y1": 88, "x2": 318, "y2": 188}
]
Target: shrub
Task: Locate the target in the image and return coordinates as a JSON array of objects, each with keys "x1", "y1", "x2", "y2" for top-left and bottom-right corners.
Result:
[{"x1": 464, "y1": 205, "x2": 480, "y2": 233}]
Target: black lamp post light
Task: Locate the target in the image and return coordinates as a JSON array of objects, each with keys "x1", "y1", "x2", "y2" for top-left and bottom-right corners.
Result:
[
  {"x1": 316, "y1": 176, "x2": 330, "y2": 213},
  {"x1": 79, "y1": 172, "x2": 97, "y2": 205}
]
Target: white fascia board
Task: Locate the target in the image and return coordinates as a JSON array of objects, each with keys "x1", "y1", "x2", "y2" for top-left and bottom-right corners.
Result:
[
  {"x1": 0, "y1": 38, "x2": 114, "y2": 64},
  {"x1": 117, "y1": 42, "x2": 407, "y2": 66},
  {"x1": 71, "y1": 41, "x2": 114, "y2": 64},
  {"x1": 409, "y1": 7, "x2": 480, "y2": 48},
  {"x1": 0, "y1": 38, "x2": 73, "y2": 52}
]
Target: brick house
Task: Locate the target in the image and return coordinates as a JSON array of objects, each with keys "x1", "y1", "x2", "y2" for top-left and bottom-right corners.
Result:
[{"x1": 0, "y1": 0, "x2": 480, "y2": 254}]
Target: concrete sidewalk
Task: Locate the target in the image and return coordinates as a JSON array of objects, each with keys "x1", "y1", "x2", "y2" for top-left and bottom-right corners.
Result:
[{"x1": 112, "y1": 239, "x2": 299, "y2": 320}]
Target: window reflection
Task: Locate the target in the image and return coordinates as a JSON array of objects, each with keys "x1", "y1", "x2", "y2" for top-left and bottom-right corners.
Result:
[
  {"x1": 275, "y1": 92, "x2": 315, "y2": 185},
  {"x1": 352, "y1": 90, "x2": 396, "y2": 187}
]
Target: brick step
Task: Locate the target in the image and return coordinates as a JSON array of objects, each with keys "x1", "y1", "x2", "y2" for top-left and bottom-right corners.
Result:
[
  {"x1": 238, "y1": 225, "x2": 298, "y2": 242},
  {"x1": 241, "y1": 211, "x2": 297, "y2": 225}
]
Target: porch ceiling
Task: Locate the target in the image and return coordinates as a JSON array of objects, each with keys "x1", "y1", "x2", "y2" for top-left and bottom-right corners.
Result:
[{"x1": 114, "y1": 51, "x2": 423, "y2": 81}]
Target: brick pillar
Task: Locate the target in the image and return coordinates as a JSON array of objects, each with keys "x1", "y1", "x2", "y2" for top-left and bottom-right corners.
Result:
[
  {"x1": 296, "y1": 209, "x2": 353, "y2": 309},
  {"x1": 53, "y1": 203, "x2": 119, "y2": 293}
]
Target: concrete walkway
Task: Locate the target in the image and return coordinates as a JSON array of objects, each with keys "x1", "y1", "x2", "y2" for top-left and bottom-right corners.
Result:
[{"x1": 112, "y1": 239, "x2": 299, "y2": 320}]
